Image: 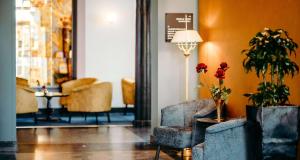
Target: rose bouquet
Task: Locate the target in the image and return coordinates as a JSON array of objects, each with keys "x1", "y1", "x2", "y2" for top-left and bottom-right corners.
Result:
[{"x1": 196, "y1": 62, "x2": 231, "y2": 121}]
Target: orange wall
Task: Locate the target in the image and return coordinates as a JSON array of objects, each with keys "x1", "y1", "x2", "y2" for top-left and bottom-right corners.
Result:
[{"x1": 198, "y1": 0, "x2": 300, "y2": 117}]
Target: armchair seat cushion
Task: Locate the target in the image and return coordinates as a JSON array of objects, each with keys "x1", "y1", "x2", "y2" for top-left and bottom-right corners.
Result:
[{"x1": 153, "y1": 126, "x2": 192, "y2": 148}]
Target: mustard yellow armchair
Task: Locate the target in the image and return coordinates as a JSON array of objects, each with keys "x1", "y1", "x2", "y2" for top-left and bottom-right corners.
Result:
[
  {"x1": 16, "y1": 77, "x2": 38, "y2": 123},
  {"x1": 121, "y1": 78, "x2": 135, "y2": 115},
  {"x1": 60, "y1": 78, "x2": 97, "y2": 108},
  {"x1": 67, "y1": 82, "x2": 113, "y2": 124}
]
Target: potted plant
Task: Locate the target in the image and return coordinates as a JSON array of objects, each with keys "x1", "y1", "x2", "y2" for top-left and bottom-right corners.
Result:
[
  {"x1": 242, "y1": 28, "x2": 299, "y2": 119},
  {"x1": 242, "y1": 28, "x2": 299, "y2": 158},
  {"x1": 196, "y1": 62, "x2": 231, "y2": 122}
]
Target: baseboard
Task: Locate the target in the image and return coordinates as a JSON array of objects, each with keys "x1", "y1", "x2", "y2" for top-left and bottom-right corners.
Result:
[
  {"x1": 132, "y1": 120, "x2": 151, "y2": 127},
  {"x1": 17, "y1": 107, "x2": 135, "y2": 118},
  {"x1": 45, "y1": 107, "x2": 134, "y2": 113},
  {"x1": 0, "y1": 141, "x2": 17, "y2": 152},
  {"x1": 111, "y1": 107, "x2": 134, "y2": 113}
]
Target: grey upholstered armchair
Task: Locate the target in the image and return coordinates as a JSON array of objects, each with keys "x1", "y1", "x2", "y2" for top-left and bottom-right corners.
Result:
[
  {"x1": 192, "y1": 119, "x2": 247, "y2": 160},
  {"x1": 152, "y1": 99, "x2": 216, "y2": 160}
]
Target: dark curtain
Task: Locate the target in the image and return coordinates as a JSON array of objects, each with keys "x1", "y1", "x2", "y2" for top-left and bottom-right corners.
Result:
[{"x1": 134, "y1": 0, "x2": 151, "y2": 127}]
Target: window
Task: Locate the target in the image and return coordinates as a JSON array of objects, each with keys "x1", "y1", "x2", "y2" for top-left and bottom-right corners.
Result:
[{"x1": 16, "y1": 0, "x2": 73, "y2": 87}]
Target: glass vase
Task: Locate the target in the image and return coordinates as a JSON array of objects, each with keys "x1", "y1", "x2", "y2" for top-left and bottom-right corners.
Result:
[{"x1": 215, "y1": 99, "x2": 225, "y2": 122}]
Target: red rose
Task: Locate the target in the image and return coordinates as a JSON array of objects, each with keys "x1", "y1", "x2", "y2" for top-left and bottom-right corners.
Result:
[
  {"x1": 42, "y1": 85, "x2": 46, "y2": 90},
  {"x1": 215, "y1": 68, "x2": 225, "y2": 79},
  {"x1": 196, "y1": 63, "x2": 208, "y2": 73},
  {"x1": 220, "y1": 62, "x2": 229, "y2": 71}
]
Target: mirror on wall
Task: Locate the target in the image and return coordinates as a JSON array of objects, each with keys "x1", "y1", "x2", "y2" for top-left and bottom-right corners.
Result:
[{"x1": 16, "y1": 0, "x2": 74, "y2": 87}]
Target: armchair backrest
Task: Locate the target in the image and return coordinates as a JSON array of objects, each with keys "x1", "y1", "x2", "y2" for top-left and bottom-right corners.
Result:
[
  {"x1": 204, "y1": 119, "x2": 247, "y2": 160},
  {"x1": 16, "y1": 77, "x2": 29, "y2": 87},
  {"x1": 161, "y1": 99, "x2": 215, "y2": 127},
  {"x1": 61, "y1": 78, "x2": 97, "y2": 94},
  {"x1": 121, "y1": 78, "x2": 135, "y2": 105},
  {"x1": 184, "y1": 99, "x2": 215, "y2": 127}
]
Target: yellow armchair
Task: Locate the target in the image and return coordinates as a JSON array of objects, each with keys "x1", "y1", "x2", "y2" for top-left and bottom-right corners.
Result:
[
  {"x1": 121, "y1": 78, "x2": 135, "y2": 115},
  {"x1": 16, "y1": 77, "x2": 38, "y2": 123},
  {"x1": 60, "y1": 78, "x2": 97, "y2": 108},
  {"x1": 67, "y1": 82, "x2": 113, "y2": 124}
]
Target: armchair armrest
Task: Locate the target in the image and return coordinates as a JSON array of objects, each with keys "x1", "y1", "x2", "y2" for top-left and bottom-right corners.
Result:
[
  {"x1": 23, "y1": 87, "x2": 36, "y2": 93},
  {"x1": 72, "y1": 84, "x2": 93, "y2": 92},
  {"x1": 206, "y1": 119, "x2": 246, "y2": 134},
  {"x1": 193, "y1": 105, "x2": 216, "y2": 119},
  {"x1": 61, "y1": 78, "x2": 97, "y2": 94},
  {"x1": 192, "y1": 143, "x2": 204, "y2": 160},
  {"x1": 17, "y1": 86, "x2": 36, "y2": 93}
]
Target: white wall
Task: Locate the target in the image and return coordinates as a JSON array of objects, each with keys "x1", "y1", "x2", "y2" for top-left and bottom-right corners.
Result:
[
  {"x1": 154, "y1": 0, "x2": 199, "y2": 127},
  {"x1": 77, "y1": 0, "x2": 86, "y2": 78},
  {"x1": 76, "y1": 0, "x2": 198, "y2": 124},
  {"x1": 78, "y1": 0, "x2": 136, "y2": 107}
]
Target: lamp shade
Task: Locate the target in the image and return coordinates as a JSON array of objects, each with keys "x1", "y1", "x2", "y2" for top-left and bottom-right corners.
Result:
[{"x1": 171, "y1": 30, "x2": 203, "y2": 43}]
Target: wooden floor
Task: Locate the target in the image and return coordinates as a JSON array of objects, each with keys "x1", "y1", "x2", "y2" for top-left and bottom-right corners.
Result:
[{"x1": 0, "y1": 125, "x2": 191, "y2": 160}]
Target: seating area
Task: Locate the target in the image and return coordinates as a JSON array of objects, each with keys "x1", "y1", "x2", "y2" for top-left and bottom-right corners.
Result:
[
  {"x1": 1, "y1": 0, "x2": 300, "y2": 160},
  {"x1": 152, "y1": 100, "x2": 300, "y2": 160},
  {"x1": 16, "y1": 77, "x2": 135, "y2": 126}
]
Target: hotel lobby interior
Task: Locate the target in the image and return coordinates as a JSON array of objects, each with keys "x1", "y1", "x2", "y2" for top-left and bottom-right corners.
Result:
[{"x1": 1, "y1": 0, "x2": 300, "y2": 159}]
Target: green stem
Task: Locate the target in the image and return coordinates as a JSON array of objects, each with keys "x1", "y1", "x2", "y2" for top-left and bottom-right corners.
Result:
[
  {"x1": 277, "y1": 66, "x2": 281, "y2": 86},
  {"x1": 262, "y1": 71, "x2": 266, "y2": 85},
  {"x1": 200, "y1": 74, "x2": 215, "y2": 99},
  {"x1": 219, "y1": 79, "x2": 223, "y2": 100},
  {"x1": 271, "y1": 65, "x2": 274, "y2": 84},
  {"x1": 219, "y1": 79, "x2": 223, "y2": 88}
]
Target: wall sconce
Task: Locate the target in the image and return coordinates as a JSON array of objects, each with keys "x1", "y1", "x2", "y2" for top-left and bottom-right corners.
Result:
[{"x1": 105, "y1": 12, "x2": 117, "y2": 24}]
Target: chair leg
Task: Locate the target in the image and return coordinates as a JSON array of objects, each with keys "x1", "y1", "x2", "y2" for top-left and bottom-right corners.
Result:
[
  {"x1": 33, "y1": 113, "x2": 37, "y2": 124},
  {"x1": 69, "y1": 113, "x2": 72, "y2": 123},
  {"x1": 106, "y1": 112, "x2": 111, "y2": 123},
  {"x1": 95, "y1": 113, "x2": 98, "y2": 125},
  {"x1": 181, "y1": 149, "x2": 184, "y2": 160},
  {"x1": 61, "y1": 105, "x2": 65, "y2": 114},
  {"x1": 155, "y1": 145, "x2": 160, "y2": 160},
  {"x1": 124, "y1": 104, "x2": 128, "y2": 115}
]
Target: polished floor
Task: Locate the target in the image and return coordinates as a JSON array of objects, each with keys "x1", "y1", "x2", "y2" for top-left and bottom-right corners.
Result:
[{"x1": 0, "y1": 126, "x2": 189, "y2": 160}]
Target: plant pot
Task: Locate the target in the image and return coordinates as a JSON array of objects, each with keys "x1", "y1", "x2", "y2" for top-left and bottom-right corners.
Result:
[
  {"x1": 246, "y1": 105, "x2": 262, "y2": 160},
  {"x1": 246, "y1": 105, "x2": 260, "y2": 122},
  {"x1": 246, "y1": 105, "x2": 300, "y2": 159}
]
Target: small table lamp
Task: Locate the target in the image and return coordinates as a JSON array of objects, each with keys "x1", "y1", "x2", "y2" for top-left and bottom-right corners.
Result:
[{"x1": 171, "y1": 30, "x2": 203, "y2": 101}]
